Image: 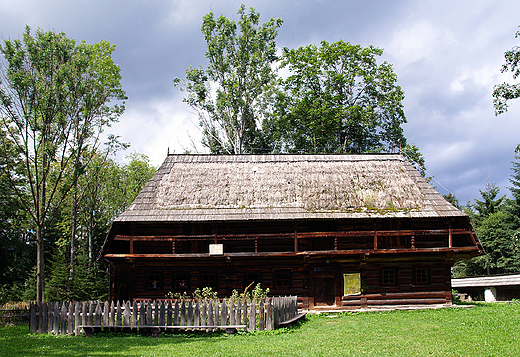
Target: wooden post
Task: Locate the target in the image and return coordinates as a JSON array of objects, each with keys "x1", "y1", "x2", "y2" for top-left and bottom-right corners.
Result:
[
  {"x1": 123, "y1": 301, "x2": 130, "y2": 326},
  {"x1": 221, "y1": 300, "x2": 227, "y2": 326},
  {"x1": 68, "y1": 303, "x2": 74, "y2": 334},
  {"x1": 53, "y1": 302, "x2": 60, "y2": 334},
  {"x1": 139, "y1": 302, "x2": 146, "y2": 326},
  {"x1": 208, "y1": 301, "x2": 213, "y2": 328},
  {"x1": 146, "y1": 301, "x2": 152, "y2": 326},
  {"x1": 132, "y1": 301, "x2": 138, "y2": 327},
  {"x1": 187, "y1": 301, "x2": 193, "y2": 326},
  {"x1": 194, "y1": 301, "x2": 200, "y2": 327},
  {"x1": 116, "y1": 301, "x2": 122, "y2": 326},
  {"x1": 266, "y1": 298, "x2": 273, "y2": 330},
  {"x1": 374, "y1": 222, "x2": 378, "y2": 250},
  {"x1": 294, "y1": 231, "x2": 298, "y2": 252},
  {"x1": 174, "y1": 301, "x2": 179, "y2": 326},
  {"x1": 60, "y1": 303, "x2": 67, "y2": 335},
  {"x1": 153, "y1": 301, "x2": 159, "y2": 326},
  {"x1": 29, "y1": 302, "x2": 36, "y2": 333},
  {"x1": 104, "y1": 302, "x2": 109, "y2": 327},
  {"x1": 181, "y1": 300, "x2": 186, "y2": 326},
  {"x1": 236, "y1": 300, "x2": 242, "y2": 327},
  {"x1": 213, "y1": 299, "x2": 219, "y2": 327},
  {"x1": 166, "y1": 301, "x2": 173, "y2": 326},
  {"x1": 249, "y1": 300, "x2": 256, "y2": 331},
  {"x1": 201, "y1": 300, "x2": 207, "y2": 327},
  {"x1": 449, "y1": 221, "x2": 453, "y2": 248},
  {"x1": 160, "y1": 301, "x2": 166, "y2": 326},
  {"x1": 259, "y1": 299, "x2": 265, "y2": 331}
]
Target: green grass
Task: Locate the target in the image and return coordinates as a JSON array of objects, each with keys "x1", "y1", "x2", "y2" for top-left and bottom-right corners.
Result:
[{"x1": 1, "y1": 303, "x2": 519, "y2": 356}]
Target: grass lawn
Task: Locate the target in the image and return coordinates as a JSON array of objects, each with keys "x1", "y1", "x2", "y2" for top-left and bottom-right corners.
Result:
[{"x1": 1, "y1": 303, "x2": 519, "y2": 356}]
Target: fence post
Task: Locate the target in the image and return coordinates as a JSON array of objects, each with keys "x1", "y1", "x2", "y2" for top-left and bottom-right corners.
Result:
[
  {"x1": 249, "y1": 300, "x2": 256, "y2": 331},
  {"x1": 132, "y1": 301, "x2": 138, "y2": 327},
  {"x1": 201, "y1": 300, "x2": 207, "y2": 327},
  {"x1": 139, "y1": 302, "x2": 146, "y2": 327},
  {"x1": 74, "y1": 302, "x2": 81, "y2": 335},
  {"x1": 194, "y1": 300, "x2": 200, "y2": 327},
  {"x1": 67, "y1": 303, "x2": 74, "y2": 334},
  {"x1": 123, "y1": 301, "x2": 130, "y2": 326},
  {"x1": 29, "y1": 302, "x2": 36, "y2": 333},
  {"x1": 259, "y1": 299, "x2": 265, "y2": 331},
  {"x1": 221, "y1": 300, "x2": 228, "y2": 327},
  {"x1": 167, "y1": 301, "x2": 172, "y2": 326},
  {"x1": 180, "y1": 300, "x2": 186, "y2": 326}
]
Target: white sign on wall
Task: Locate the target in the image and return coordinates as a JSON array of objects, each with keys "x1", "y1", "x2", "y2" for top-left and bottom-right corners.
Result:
[{"x1": 209, "y1": 244, "x2": 223, "y2": 255}]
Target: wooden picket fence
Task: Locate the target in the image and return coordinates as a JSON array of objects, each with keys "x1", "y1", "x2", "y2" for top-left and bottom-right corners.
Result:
[{"x1": 29, "y1": 296, "x2": 301, "y2": 335}]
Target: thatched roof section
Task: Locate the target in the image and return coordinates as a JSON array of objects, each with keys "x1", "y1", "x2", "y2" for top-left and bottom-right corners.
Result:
[{"x1": 115, "y1": 154, "x2": 464, "y2": 222}]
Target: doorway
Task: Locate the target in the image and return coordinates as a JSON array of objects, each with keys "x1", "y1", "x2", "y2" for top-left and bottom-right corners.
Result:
[{"x1": 314, "y1": 274, "x2": 335, "y2": 306}]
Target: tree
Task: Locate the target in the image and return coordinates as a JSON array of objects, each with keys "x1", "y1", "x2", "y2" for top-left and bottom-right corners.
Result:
[
  {"x1": 493, "y1": 26, "x2": 520, "y2": 115},
  {"x1": 472, "y1": 182, "x2": 506, "y2": 226},
  {"x1": 266, "y1": 40, "x2": 409, "y2": 154},
  {"x1": 0, "y1": 27, "x2": 126, "y2": 302},
  {"x1": 174, "y1": 5, "x2": 282, "y2": 154}
]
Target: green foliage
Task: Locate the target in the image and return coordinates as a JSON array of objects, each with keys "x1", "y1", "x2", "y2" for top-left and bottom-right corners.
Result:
[
  {"x1": 455, "y1": 174, "x2": 520, "y2": 277},
  {"x1": 0, "y1": 26, "x2": 126, "y2": 302},
  {"x1": 493, "y1": 26, "x2": 520, "y2": 115},
  {"x1": 264, "y1": 39, "x2": 426, "y2": 174},
  {"x1": 268, "y1": 41, "x2": 404, "y2": 152},
  {"x1": 175, "y1": 5, "x2": 282, "y2": 154}
]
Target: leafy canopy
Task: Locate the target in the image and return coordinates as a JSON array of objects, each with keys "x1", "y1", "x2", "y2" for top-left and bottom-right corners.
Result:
[
  {"x1": 493, "y1": 26, "x2": 520, "y2": 115},
  {"x1": 266, "y1": 40, "x2": 407, "y2": 154},
  {"x1": 174, "y1": 5, "x2": 282, "y2": 154}
]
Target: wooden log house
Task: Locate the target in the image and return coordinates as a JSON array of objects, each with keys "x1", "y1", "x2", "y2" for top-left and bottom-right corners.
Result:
[{"x1": 102, "y1": 154, "x2": 483, "y2": 309}]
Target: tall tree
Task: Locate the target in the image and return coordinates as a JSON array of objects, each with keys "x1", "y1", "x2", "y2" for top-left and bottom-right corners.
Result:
[
  {"x1": 174, "y1": 5, "x2": 282, "y2": 154},
  {"x1": 266, "y1": 41, "x2": 408, "y2": 153},
  {"x1": 0, "y1": 27, "x2": 126, "y2": 302},
  {"x1": 493, "y1": 26, "x2": 520, "y2": 115}
]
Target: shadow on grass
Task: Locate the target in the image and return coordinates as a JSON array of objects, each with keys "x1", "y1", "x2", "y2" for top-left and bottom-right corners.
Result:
[{"x1": 0, "y1": 319, "x2": 309, "y2": 357}]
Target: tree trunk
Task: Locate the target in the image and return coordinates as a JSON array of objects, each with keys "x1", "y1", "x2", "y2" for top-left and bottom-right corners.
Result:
[
  {"x1": 36, "y1": 224, "x2": 45, "y2": 303},
  {"x1": 70, "y1": 193, "x2": 77, "y2": 280}
]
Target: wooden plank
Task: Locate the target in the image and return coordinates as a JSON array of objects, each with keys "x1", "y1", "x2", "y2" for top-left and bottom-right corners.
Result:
[
  {"x1": 187, "y1": 301, "x2": 193, "y2": 326},
  {"x1": 174, "y1": 301, "x2": 179, "y2": 326},
  {"x1": 201, "y1": 300, "x2": 207, "y2": 327},
  {"x1": 53, "y1": 302, "x2": 60, "y2": 335},
  {"x1": 159, "y1": 301, "x2": 165, "y2": 326},
  {"x1": 249, "y1": 301, "x2": 256, "y2": 331},
  {"x1": 166, "y1": 301, "x2": 172, "y2": 326},
  {"x1": 60, "y1": 303, "x2": 67, "y2": 335},
  {"x1": 194, "y1": 301, "x2": 200, "y2": 327},
  {"x1": 221, "y1": 300, "x2": 227, "y2": 326},
  {"x1": 104, "y1": 302, "x2": 109, "y2": 327},
  {"x1": 68, "y1": 303, "x2": 74, "y2": 334},
  {"x1": 181, "y1": 301, "x2": 186, "y2": 326},
  {"x1": 139, "y1": 302, "x2": 146, "y2": 326},
  {"x1": 259, "y1": 299, "x2": 265, "y2": 331},
  {"x1": 132, "y1": 301, "x2": 138, "y2": 327},
  {"x1": 153, "y1": 301, "x2": 159, "y2": 326},
  {"x1": 123, "y1": 301, "x2": 130, "y2": 326}
]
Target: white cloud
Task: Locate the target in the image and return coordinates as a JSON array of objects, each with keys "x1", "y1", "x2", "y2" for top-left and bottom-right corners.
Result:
[{"x1": 387, "y1": 21, "x2": 456, "y2": 66}]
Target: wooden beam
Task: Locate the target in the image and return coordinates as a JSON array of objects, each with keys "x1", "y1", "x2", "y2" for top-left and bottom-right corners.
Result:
[{"x1": 104, "y1": 246, "x2": 481, "y2": 260}]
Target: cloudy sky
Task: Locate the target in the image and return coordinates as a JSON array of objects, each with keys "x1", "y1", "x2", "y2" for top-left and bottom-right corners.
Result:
[{"x1": 1, "y1": 0, "x2": 520, "y2": 205}]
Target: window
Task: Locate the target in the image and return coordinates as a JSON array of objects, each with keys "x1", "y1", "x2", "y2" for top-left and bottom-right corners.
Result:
[
  {"x1": 147, "y1": 273, "x2": 163, "y2": 290},
  {"x1": 380, "y1": 268, "x2": 398, "y2": 286},
  {"x1": 201, "y1": 273, "x2": 218, "y2": 290},
  {"x1": 244, "y1": 272, "x2": 262, "y2": 289},
  {"x1": 275, "y1": 271, "x2": 291, "y2": 288},
  {"x1": 173, "y1": 272, "x2": 190, "y2": 290},
  {"x1": 413, "y1": 267, "x2": 431, "y2": 285}
]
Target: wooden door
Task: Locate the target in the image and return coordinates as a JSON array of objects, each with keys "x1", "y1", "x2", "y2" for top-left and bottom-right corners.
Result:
[{"x1": 314, "y1": 276, "x2": 335, "y2": 306}]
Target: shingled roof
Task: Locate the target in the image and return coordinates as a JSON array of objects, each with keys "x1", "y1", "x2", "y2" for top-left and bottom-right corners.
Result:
[{"x1": 114, "y1": 154, "x2": 464, "y2": 223}]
